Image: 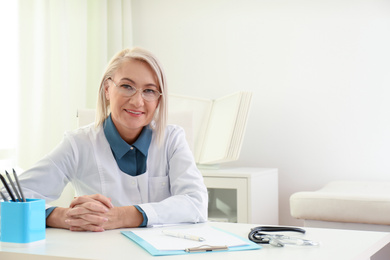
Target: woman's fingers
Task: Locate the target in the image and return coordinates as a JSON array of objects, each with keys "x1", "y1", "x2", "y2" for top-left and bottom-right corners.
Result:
[
  {"x1": 65, "y1": 215, "x2": 108, "y2": 226},
  {"x1": 65, "y1": 212, "x2": 108, "y2": 232},
  {"x1": 68, "y1": 201, "x2": 109, "y2": 215},
  {"x1": 64, "y1": 194, "x2": 124, "y2": 232},
  {"x1": 70, "y1": 194, "x2": 114, "y2": 209},
  {"x1": 69, "y1": 224, "x2": 105, "y2": 232},
  {"x1": 66, "y1": 208, "x2": 108, "y2": 222},
  {"x1": 65, "y1": 203, "x2": 109, "y2": 232}
]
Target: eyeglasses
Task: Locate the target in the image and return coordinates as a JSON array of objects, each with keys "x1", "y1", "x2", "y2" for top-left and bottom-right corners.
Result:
[{"x1": 108, "y1": 78, "x2": 162, "y2": 102}]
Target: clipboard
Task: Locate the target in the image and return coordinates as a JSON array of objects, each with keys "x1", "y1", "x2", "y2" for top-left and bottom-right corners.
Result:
[{"x1": 121, "y1": 226, "x2": 261, "y2": 256}]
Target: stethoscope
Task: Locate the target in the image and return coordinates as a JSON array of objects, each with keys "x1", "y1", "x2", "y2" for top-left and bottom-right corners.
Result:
[{"x1": 248, "y1": 226, "x2": 319, "y2": 247}]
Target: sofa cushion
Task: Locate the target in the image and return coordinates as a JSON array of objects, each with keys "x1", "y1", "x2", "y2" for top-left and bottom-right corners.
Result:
[{"x1": 290, "y1": 181, "x2": 390, "y2": 225}]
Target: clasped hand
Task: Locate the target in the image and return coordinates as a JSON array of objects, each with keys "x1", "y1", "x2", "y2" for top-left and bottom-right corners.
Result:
[
  {"x1": 65, "y1": 194, "x2": 116, "y2": 232},
  {"x1": 47, "y1": 194, "x2": 143, "y2": 231}
]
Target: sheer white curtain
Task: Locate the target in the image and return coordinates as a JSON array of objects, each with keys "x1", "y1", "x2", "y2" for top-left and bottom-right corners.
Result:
[
  {"x1": 0, "y1": 1, "x2": 18, "y2": 170},
  {"x1": 17, "y1": 0, "x2": 133, "y2": 169}
]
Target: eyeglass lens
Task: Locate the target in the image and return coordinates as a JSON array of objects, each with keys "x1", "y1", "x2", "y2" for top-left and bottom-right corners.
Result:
[{"x1": 110, "y1": 79, "x2": 161, "y2": 101}]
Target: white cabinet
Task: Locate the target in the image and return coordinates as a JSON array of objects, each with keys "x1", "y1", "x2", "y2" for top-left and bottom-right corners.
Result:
[{"x1": 201, "y1": 167, "x2": 278, "y2": 225}]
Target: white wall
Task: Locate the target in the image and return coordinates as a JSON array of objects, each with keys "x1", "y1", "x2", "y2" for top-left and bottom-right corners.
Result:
[{"x1": 131, "y1": 0, "x2": 390, "y2": 226}]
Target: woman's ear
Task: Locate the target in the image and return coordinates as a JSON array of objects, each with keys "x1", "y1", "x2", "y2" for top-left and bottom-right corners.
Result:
[{"x1": 104, "y1": 79, "x2": 110, "y2": 100}]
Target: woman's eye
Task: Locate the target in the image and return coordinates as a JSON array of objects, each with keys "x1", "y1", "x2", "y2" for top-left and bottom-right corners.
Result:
[
  {"x1": 144, "y1": 89, "x2": 156, "y2": 94},
  {"x1": 121, "y1": 84, "x2": 133, "y2": 90}
]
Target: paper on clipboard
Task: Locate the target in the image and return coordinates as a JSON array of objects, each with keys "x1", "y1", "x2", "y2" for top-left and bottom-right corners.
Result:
[
  {"x1": 121, "y1": 226, "x2": 261, "y2": 256},
  {"x1": 131, "y1": 226, "x2": 248, "y2": 251}
]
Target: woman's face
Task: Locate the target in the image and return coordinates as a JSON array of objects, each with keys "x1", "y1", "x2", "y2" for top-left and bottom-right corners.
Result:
[{"x1": 105, "y1": 59, "x2": 160, "y2": 143}]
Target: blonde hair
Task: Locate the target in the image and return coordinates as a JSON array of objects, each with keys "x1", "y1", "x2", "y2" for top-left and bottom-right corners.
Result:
[{"x1": 96, "y1": 47, "x2": 168, "y2": 145}]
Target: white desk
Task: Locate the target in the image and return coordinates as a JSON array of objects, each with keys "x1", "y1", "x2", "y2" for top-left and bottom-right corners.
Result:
[{"x1": 1, "y1": 222, "x2": 389, "y2": 260}]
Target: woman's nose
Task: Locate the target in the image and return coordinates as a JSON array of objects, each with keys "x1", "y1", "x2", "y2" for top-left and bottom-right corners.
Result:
[{"x1": 129, "y1": 90, "x2": 144, "y2": 107}]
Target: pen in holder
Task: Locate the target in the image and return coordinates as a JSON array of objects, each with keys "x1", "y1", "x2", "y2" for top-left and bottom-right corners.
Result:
[{"x1": 0, "y1": 199, "x2": 46, "y2": 243}]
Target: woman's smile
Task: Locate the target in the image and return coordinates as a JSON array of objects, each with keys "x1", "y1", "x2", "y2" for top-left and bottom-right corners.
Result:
[{"x1": 124, "y1": 109, "x2": 144, "y2": 116}]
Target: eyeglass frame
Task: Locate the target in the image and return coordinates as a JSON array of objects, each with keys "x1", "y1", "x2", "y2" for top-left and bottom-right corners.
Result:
[{"x1": 107, "y1": 77, "x2": 162, "y2": 102}]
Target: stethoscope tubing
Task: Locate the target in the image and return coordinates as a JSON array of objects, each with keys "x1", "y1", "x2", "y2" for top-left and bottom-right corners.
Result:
[{"x1": 248, "y1": 226, "x2": 306, "y2": 244}]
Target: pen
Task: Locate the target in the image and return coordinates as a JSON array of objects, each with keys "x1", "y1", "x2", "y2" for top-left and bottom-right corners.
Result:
[
  {"x1": 5, "y1": 170, "x2": 22, "y2": 202},
  {"x1": 0, "y1": 173, "x2": 16, "y2": 201},
  {"x1": 162, "y1": 230, "x2": 205, "y2": 242},
  {"x1": 185, "y1": 245, "x2": 228, "y2": 252},
  {"x1": 0, "y1": 191, "x2": 8, "y2": 201},
  {"x1": 13, "y1": 169, "x2": 26, "y2": 202}
]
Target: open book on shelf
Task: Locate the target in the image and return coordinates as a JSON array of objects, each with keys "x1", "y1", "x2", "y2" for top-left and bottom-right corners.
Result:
[{"x1": 168, "y1": 92, "x2": 252, "y2": 165}]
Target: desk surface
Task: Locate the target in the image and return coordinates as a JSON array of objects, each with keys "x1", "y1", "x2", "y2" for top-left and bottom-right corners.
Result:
[{"x1": 1, "y1": 222, "x2": 389, "y2": 260}]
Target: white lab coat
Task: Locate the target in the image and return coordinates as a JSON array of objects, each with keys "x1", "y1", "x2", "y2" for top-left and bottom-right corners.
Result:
[{"x1": 17, "y1": 124, "x2": 208, "y2": 226}]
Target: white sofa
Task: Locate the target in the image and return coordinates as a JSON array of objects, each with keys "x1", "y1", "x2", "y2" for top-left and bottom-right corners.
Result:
[{"x1": 290, "y1": 181, "x2": 390, "y2": 232}]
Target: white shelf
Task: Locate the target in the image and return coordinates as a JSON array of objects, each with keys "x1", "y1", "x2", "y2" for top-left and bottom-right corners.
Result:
[{"x1": 201, "y1": 167, "x2": 278, "y2": 225}]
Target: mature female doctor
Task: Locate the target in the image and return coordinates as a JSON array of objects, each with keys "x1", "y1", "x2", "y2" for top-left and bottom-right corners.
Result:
[{"x1": 15, "y1": 47, "x2": 208, "y2": 231}]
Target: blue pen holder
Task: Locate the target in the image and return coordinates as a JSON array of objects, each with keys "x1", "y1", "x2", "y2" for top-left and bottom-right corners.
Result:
[{"x1": 0, "y1": 199, "x2": 45, "y2": 243}]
